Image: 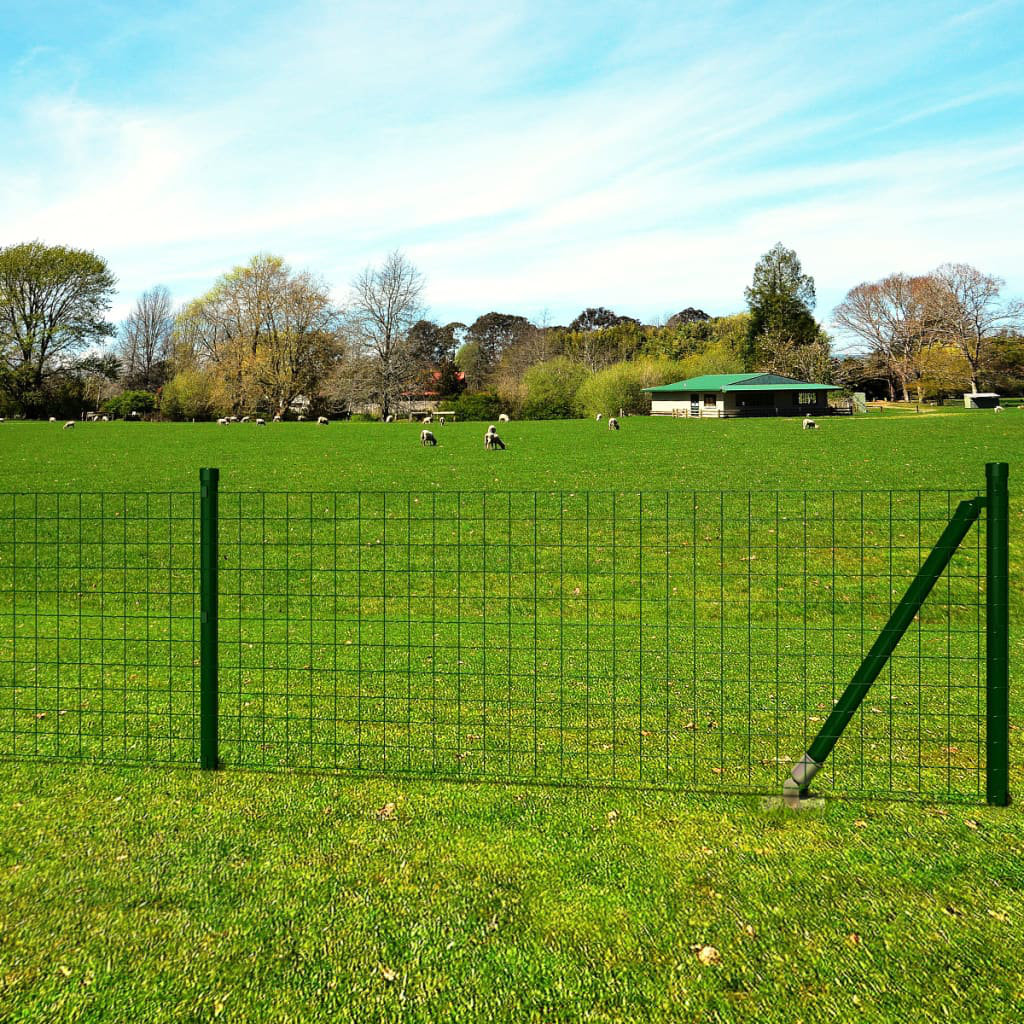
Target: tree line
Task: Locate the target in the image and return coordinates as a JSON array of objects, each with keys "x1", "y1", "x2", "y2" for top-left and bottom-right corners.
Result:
[{"x1": 0, "y1": 239, "x2": 1019, "y2": 420}]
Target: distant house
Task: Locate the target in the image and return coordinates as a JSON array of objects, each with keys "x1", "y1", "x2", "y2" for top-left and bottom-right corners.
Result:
[
  {"x1": 399, "y1": 369, "x2": 466, "y2": 417},
  {"x1": 643, "y1": 373, "x2": 844, "y2": 418}
]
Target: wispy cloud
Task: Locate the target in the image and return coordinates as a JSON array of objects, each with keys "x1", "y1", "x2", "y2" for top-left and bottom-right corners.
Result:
[{"x1": 1, "y1": 0, "x2": 1021, "y2": 329}]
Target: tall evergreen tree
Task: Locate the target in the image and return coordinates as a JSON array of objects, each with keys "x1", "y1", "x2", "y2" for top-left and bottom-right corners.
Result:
[{"x1": 743, "y1": 243, "x2": 818, "y2": 370}]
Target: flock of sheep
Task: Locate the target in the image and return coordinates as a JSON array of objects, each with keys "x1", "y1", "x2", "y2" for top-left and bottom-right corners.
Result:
[{"x1": 44, "y1": 406, "x2": 1011, "y2": 438}]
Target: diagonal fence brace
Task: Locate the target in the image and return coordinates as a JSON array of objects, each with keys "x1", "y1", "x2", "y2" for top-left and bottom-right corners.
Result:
[{"x1": 784, "y1": 495, "x2": 986, "y2": 803}]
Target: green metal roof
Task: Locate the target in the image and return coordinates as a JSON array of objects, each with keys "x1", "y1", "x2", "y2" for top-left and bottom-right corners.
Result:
[{"x1": 643, "y1": 372, "x2": 839, "y2": 394}]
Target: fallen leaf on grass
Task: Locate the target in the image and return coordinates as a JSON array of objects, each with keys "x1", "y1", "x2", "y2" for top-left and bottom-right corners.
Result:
[
  {"x1": 742, "y1": 924, "x2": 756, "y2": 937},
  {"x1": 965, "y1": 819, "x2": 980, "y2": 830},
  {"x1": 607, "y1": 810, "x2": 619, "y2": 825},
  {"x1": 846, "y1": 933, "x2": 861, "y2": 947},
  {"x1": 853, "y1": 820, "x2": 868, "y2": 828},
  {"x1": 692, "y1": 944, "x2": 721, "y2": 966},
  {"x1": 34, "y1": 712, "x2": 46, "y2": 720},
  {"x1": 988, "y1": 910, "x2": 1009, "y2": 922},
  {"x1": 379, "y1": 964, "x2": 399, "y2": 983},
  {"x1": 57, "y1": 965, "x2": 72, "y2": 978},
  {"x1": 376, "y1": 803, "x2": 396, "y2": 821}
]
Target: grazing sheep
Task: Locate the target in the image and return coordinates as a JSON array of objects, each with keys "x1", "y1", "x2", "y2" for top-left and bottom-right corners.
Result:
[
  {"x1": 802, "y1": 416, "x2": 818, "y2": 430},
  {"x1": 297, "y1": 415, "x2": 306, "y2": 421},
  {"x1": 101, "y1": 415, "x2": 109, "y2": 422},
  {"x1": 422, "y1": 415, "x2": 432, "y2": 425},
  {"x1": 317, "y1": 416, "x2": 329, "y2": 425},
  {"x1": 385, "y1": 414, "x2": 394, "y2": 423},
  {"x1": 994, "y1": 405, "x2": 1004, "y2": 413},
  {"x1": 608, "y1": 417, "x2": 620, "y2": 431},
  {"x1": 595, "y1": 413, "x2": 603, "y2": 421},
  {"x1": 498, "y1": 413, "x2": 510, "y2": 422},
  {"x1": 217, "y1": 417, "x2": 228, "y2": 425},
  {"x1": 255, "y1": 417, "x2": 266, "y2": 425},
  {"x1": 63, "y1": 420, "x2": 75, "y2": 430},
  {"x1": 273, "y1": 414, "x2": 282, "y2": 422},
  {"x1": 438, "y1": 416, "x2": 445, "y2": 426},
  {"x1": 49, "y1": 416, "x2": 56, "y2": 422},
  {"x1": 240, "y1": 416, "x2": 250, "y2": 423},
  {"x1": 486, "y1": 424, "x2": 497, "y2": 435},
  {"x1": 420, "y1": 429, "x2": 437, "y2": 446},
  {"x1": 484, "y1": 430, "x2": 506, "y2": 450}
]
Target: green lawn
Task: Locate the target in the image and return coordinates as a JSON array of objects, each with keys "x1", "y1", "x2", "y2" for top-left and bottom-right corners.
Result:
[{"x1": 0, "y1": 412, "x2": 1022, "y2": 1022}]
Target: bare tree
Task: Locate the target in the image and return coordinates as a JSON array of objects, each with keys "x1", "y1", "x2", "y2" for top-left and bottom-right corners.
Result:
[
  {"x1": 118, "y1": 285, "x2": 175, "y2": 390},
  {"x1": 925, "y1": 264, "x2": 1022, "y2": 393},
  {"x1": 345, "y1": 251, "x2": 425, "y2": 419},
  {"x1": 833, "y1": 274, "x2": 933, "y2": 401}
]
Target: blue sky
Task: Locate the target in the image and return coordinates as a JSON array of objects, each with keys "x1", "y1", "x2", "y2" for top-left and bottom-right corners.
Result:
[{"x1": 2, "y1": 0, "x2": 1022, "y2": 340}]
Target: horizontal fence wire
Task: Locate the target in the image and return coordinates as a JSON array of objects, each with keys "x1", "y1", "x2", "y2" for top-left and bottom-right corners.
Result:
[
  {"x1": 0, "y1": 486, "x2": 989, "y2": 800},
  {"x1": 0, "y1": 492, "x2": 198, "y2": 765}
]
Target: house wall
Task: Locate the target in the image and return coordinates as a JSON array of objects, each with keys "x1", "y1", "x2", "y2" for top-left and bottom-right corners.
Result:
[
  {"x1": 650, "y1": 393, "x2": 724, "y2": 416},
  {"x1": 651, "y1": 390, "x2": 832, "y2": 416}
]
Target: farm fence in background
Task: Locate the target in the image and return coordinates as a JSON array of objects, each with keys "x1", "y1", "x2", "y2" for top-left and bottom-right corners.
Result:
[{"x1": 0, "y1": 465, "x2": 1010, "y2": 804}]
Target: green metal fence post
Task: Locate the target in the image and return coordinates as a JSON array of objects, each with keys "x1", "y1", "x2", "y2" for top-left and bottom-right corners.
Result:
[
  {"x1": 200, "y1": 468, "x2": 220, "y2": 770},
  {"x1": 986, "y1": 462, "x2": 1010, "y2": 806}
]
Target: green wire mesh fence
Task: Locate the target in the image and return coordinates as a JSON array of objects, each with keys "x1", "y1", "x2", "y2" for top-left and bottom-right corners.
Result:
[{"x1": 0, "y1": 470, "x2": 1009, "y2": 802}]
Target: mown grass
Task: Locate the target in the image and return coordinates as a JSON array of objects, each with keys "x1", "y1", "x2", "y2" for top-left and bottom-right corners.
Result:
[{"x1": 0, "y1": 411, "x2": 1022, "y2": 1022}]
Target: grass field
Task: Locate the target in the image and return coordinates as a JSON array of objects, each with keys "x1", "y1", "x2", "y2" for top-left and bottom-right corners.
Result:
[{"x1": 1, "y1": 411, "x2": 1023, "y2": 1022}]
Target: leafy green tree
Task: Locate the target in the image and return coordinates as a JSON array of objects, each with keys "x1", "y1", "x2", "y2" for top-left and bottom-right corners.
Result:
[
  {"x1": 452, "y1": 391, "x2": 503, "y2": 421},
  {"x1": 576, "y1": 358, "x2": 687, "y2": 417},
  {"x1": 665, "y1": 308, "x2": 710, "y2": 329},
  {"x1": 567, "y1": 307, "x2": 637, "y2": 333},
  {"x1": 101, "y1": 390, "x2": 156, "y2": 418},
  {"x1": 160, "y1": 370, "x2": 216, "y2": 421},
  {"x1": 521, "y1": 356, "x2": 591, "y2": 419},
  {"x1": 744, "y1": 243, "x2": 818, "y2": 369},
  {"x1": 466, "y1": 312, "x2": 533, "y2": 379},
  {"x1": 0, "y1": 241, "x2": 117, "y2": 415}
]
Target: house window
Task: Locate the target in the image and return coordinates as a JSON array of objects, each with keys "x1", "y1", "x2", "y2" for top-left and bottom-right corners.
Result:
[
  {"x1": 703, "y1": 393, "x2": 717, "y2": 407},
  {"x1": 798, "y1": 392, "x2": 815, "y2": 405}
]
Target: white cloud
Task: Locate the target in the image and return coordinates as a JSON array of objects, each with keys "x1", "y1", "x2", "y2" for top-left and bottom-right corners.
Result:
[{"x1": 1, "y1": 0, "x2": 1021, "y2": 329}]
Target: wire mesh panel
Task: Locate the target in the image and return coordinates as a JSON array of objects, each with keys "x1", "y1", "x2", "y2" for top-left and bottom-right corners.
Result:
[
  {"x1": 0, "y1": 492, "x2": 198, "y2": 764},
  {"x1": 216, "y1": 488, "x2": 987, "y2": 799}
]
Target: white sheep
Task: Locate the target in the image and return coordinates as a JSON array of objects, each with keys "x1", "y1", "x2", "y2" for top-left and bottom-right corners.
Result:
[
  {"x1": 49, "y1": 416, "x2": 56, "y2": 423},
  {"x1": 994, "y1": 405, "x2": 1004, "y2": 413},
  {"x1": 240, "y1": 416, "x2": 250, "y2": 423},
  {"x1": 422, "y1": 415, "x2": 432, "y2": 425},
  {"x1": 802, "y1": 416, "x2": 818, "y2": 430},
  {"x1": 385, "y1": 414, "x2": 394, "y2": 423},
  {"x1": 595, "y1": 413, "x2": 603, "y2": 421},
  {"x1": 101, "y1": 415, "x2": 109, "y2": 422},
  {"x1": 217, "y1": 417, "x2": 228, "y2": 425},
  {"x1": 273, "y1": 414, "x2": 282, "y2": 422},
  {"x1": 608, "y1": 417, "x2": 620, "y2": 430},
  {"x1": 255, "y1": 417, "x2": 266, "y2": 425},
  {"x1": 297, "y1": 415, "x2": 306, "y2": 421},
  {"x1": 498, "y1": 413, "x2": 510, "y2": 422},
  {"x1": 484, "y1": 430, "x2": 506, "y2": 450},
  {"x1": 317, "y1": 416, "x2": 329, "y2": 425},
  {"x1": 63, "y1": 420, "x2": 75, "y2": 430},
  {"x1": 486, "y1": 424, "x2": 497, "y2": 435},
  {"x1": 420, "y1": 429, "x2": 437, "y2": 446},
  {"x1": 438, "y1": 416, "x2": 445, "y2": 426}
]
